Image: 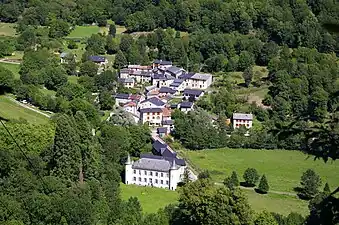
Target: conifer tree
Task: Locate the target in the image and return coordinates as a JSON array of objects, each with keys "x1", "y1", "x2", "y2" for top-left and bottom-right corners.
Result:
[
  {"x1": 230, "y1": 171, "x2": 240, "y2": 187},
  {"x1": 323, "y1": 182, "x2": 331, "y2": 194},
  {"x1": 224, "y1": 171, "x2": 240, "y2": 190},
  {"x1": 114, "y1": 50, "x2": 127, "y2": 69},
  {"x1": 258, "y1": 174, "x2": 269, "y2": 194}
]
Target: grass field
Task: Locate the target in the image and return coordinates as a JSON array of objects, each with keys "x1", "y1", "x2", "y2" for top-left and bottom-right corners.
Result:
[
  {"x1": 182, "y1": 148, "x2": 339, "y2": 193},
  {"x1": 121, "y1": 184, "x2": 178, "y2": 214},
  {"x1": 68, "y1": 26, "x2": 100, "y2": 38},
  {"x1": 0, "y1": 62, "x2": 20, "y2": 79},
  {"x1": 120, "y1": 183, "x2": 309, "y2": 216},
  {"x1": 0, "y1": 22, "x2": 17, "y2": 36},
  {"x1": 0, "y1": 96, "x2": 49, "y2": 124}
]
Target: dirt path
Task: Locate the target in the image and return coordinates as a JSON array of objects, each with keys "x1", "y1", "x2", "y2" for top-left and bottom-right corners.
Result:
[
  {"x1": 5, "y1": 96, "x2": 51, "y2": 118},
  {"x1": 0, "y1": 59, "x2": 21, "y2": 65}
]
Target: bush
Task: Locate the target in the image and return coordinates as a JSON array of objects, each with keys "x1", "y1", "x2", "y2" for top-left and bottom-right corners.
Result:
[
  {"x1": 243, "y1": 168, "x2": 260, "y2": 187},
  {"x1": 300, "y1": 169, "x2": 322, "y2": 199},
  {"x1": 257, "y1": 174, "x2": 269, "y2": 194},
  {"x1": 223, "y1": 171, "x2": 239, "y2": 190},
  {"x1": 198, "y1": 170, "x2": 210, "y2": 180},
  {"x1": 67, "y1": 40, "x2": 78, "y2": 49}
]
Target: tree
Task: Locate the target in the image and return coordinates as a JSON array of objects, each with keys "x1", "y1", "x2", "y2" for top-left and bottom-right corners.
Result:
[
  {"x1": 0, "y1": 65, "x2": 15, "y2": 93},
  {"x1": 224, "y1": 171, "x2": 239, "y2": 190},
  {"x1": 114, "y1": 50, "x2": 127, "y2": 69},
  {"x1": 106, "y1": 35, "x2": 119, "y2": 55},
  {"x1": 243, "y1": 168, "x2": 260, "y2": 187},
  {"x1": 323, "y1": 183, "x2": 331, "y2": 194},
  {"x1": 198, "y1": 170, "x2": 211, "y2": 180},
  {"x1": 63, "y1": 53, "x2": 77, "y2": 76},
  {"x1": 242, "y1": 66, "x2": 253, "y2": 87},
  {"x1": 238, "y1": 51, "x2": 255, "y2": 71},
  {"x1": 109, "y1": 24, "x2": 117, "y2": 37},
  {"x1": 285, "y1": 212, "x2": 305, "y2": 225},
  {"x1": 67, "y1": 40, "x2": 78, "y2": 49},
  {"x1": 79, "y1": 61, "x2": 98, "y2": 77},
  {"x1": 99, "y1": 90, "x2": 115, "y2": 110},
  {"x1": 254, "y1": 211, "x2": 278, "y2": 225},
  {"x1": 86, "y1": 34, "x2": 106, "y2": 55},
  {"x1": 257, "y1": 174, "x2": 269, "y2": 194},
  {"x1": 175, "y1": 179, "x2": 254, "y2": 225},
  {"x1": 43, "y1": 66, "x2": 68, "y2": 90},
  {"x1": 300, "y1": 169, "x2": 322, "y2": 199},
  {"x1": 95, "y1": 70, "x2": 117, "y2": 91}
]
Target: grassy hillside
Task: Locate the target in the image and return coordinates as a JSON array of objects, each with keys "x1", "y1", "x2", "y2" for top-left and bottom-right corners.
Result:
[
  {"x1": 182, "y1": 148, "x2": 339, "y2": 193},
  {"x1": 0, "y1": 62, "x2": 20, "y2": 79},
  {"x1": 0, "y1": 22, "x2": 17, "y2": 37},
  {"x1": 0, "y1": 96, "x2": 49, "y2": 124}
]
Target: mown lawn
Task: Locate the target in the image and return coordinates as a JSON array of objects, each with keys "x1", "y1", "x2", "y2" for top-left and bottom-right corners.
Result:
[
  {"x1": 0, "y1": 62, "x2": 20, "y2": 79},
  {"x1": 120, "y1": 184, "x2": 178, "y2": 214},
  {"x1": 68, "y1": 26, "x2": 100, "y2": 38},
  {"x1": 0, "y1": 96, "x2": 49, "y2": 124},
  {"x1": 0, "y1": 22, "x2": 17, "y2": 36},
  {"x1": 120, "y1": 183, "x2": 309, "y2": 216},
  {"x1": 182, "y1": 148, "x2": 339, "y2": 193}
]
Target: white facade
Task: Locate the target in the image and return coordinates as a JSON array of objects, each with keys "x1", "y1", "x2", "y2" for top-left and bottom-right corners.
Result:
[
  {"x1": 232, "y1": 113, "x2": 253, "y2": 129},
  {"x1": 140, "y1": 110, "x2": 163, "y2": 126},
  {"x1": 125, "y1": 155, "x2": 186, "y2": 190},
  {"x1": 181, "y1": 73, "x2": 213, "y2": 90}
]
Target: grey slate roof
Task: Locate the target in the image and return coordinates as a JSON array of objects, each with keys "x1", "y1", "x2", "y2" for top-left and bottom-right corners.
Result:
[
  {"x1": 157, "y1": 127, "x2": 167, "y2": 133},
  {"x1": 60, "y1": 52, "x2": 69, "y2": 58},
  {"x1": 89, "y1": 55, "x2": 106, "y2": 63},
  {"x1": 119, "y1": 78, "x2": 134, "y2": 83},
  {"x1": 116, "y1": 93, "x2": 130, "y2": 99},
  {"x1": 191, "y1": 73, "x2": 212, "y2": 81},
  {"x1": 132, "y1": 157, "x2": 172, "y2": 172},
  {"x1": 140, "y1": 97, "x2": 165, "y2": 106},
  {"x1": 160, "y1": 60, "x2": 172, "y2": 65},
  {"x1": 140, "y1": 108, "x2": 163, "y2": 113},
  {"x1": 120, "y1": 68, "x2": 130, "y2": 73},
  {"x1": 162, "y1": 120, "x2": 174, "y2": 125},
  {"x1": 233, "y1": 113, "x2": 253, "y2": 120},
  {"x1": 183, "y1": 89, "x2": 204, "y2": 96},
  {"x1": 159, "y1": 87, "x2": 176, "y2": 94},
  {"x1": 166, "y1": 66, "x2": 183, "y2": 74},
  {"x1": 179, "y1": 72, "x2": 195, "y2": 79},
  {"x1": 180, "y1": 101, "x2": 194, "y2": 108},
  {"x1": 140, "y1": 153, "x2": 186, "y2": 167},
  {"x1": 170, "y1": 82, "x2": 180, "y2": 87}
]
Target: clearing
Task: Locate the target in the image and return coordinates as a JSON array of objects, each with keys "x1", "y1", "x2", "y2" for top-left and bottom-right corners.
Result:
[
  {"x1": 67, "y1": 26, "x2": 100, "y2": 38},
  {"x1": 0, "y1": 62, "x2": 20, "y2": 79},
  {"x1": 0, "y1": 22, "x2": 17, "y2": 37},
  {"x1": 181, "y1": 148, "x2": 339, "y2": 193},
  {"x1": 0, "y1": 96, "x2": 49, "y2": 124}
]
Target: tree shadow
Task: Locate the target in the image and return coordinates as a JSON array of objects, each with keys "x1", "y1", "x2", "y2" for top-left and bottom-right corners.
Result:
[
  {"x1": 240, "y1": 181, "x2": 256, "y2": 188},
  {"x1": 254, "y1": 188, "x2": 268, "y2": 194},
  {"x1": 237, "y1": 83, "x2": 247, "y2": 88},
  {"x1": 293, "y1": 187, "x2": 313, "y2": 200}
]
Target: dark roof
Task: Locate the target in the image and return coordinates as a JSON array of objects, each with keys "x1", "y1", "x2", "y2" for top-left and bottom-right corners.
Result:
[
  {"x1": 157, "y1": 127, "x2": 167, "y2": 133},
  {"x1": 140, "y1": 153, "x2": 185, "y2": 166},
  {"x1": 153, "y1": 140, "x2": 167, "y2": 152},
  {"x1": 179, "y1": 72, "x2": 195, "y2": 79},
  {"x1": 89, "y1": 55, "x2": 106, "y2": 63},
  {"x1": 166, "y1": 66, "x2": 183, "y2": 74},
  {"x1": 159, "y1": 87, "x2": 176, "y2": 94},
  {"x1": 153, "y1": 59, "x2": 161, "y2": 64},
  {"x1": 116, "y1": 93, "x2": 130, "y2": 99},
  {"x1": 160, "y1": 60, "x2": 172, "y2": 65},
  {"x1": 180, "y1": 101, "x2": 194, "y2": 108},
  {"x1": 173, "y1": 79, "x2": 184, "y2": 84},
  {"x1": 152, "y1": 74, "x2": 166, "y2": 80},
  {"x1": 140, "y1": 108, "x2": 163, "y2": 113},
  {"x1": 118, "y1": 78, "x2": 134, "y2": 83},
  {"x1": 170, "y1": 82, "x2": 180, "y2": 87},
  {"x1": 183, "y1": 89, "x2": 204, "y2": 96},
  {"x1": 170, "y1": 104, "x2": 178, "y2": 109},
  {"x1": 140, "y1": 97, "x2": 165, "y2": 106},
  {"x1": 162, "y1": 120, "x2": 174, "y2": 125}
]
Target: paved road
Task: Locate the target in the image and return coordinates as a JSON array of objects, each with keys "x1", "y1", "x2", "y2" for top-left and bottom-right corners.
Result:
[
  {"x1": 0, "y1": 59, "x2": 21, "y2": 65},
  {"x1": 214, "y1": 182, "x2": 297, "y2": 197},
  {"x1": 5, "y1": 96, "x2": 51, "y2": 118}
]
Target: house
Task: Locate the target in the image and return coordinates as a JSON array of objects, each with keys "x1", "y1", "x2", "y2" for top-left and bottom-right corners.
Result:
[
  {"x1": 152, "y1": 139, "x2": 177, "y2": 158},
  {"x1": 139, "y1": 97, "x2": 166, "y2": 109},
  {"x1": 119, "y1": 68, "x2": 130, "y2": 79},
  {"x1": 140, "y1": 108, "x2": 163, "y2": 126},
  {"x1": 179, "y1": 73, "x2": 213, "y2": 90},
  {"x1": 60, "y1": 52, "x2": 70, "y2": 63},
  {"x1": 164, "y1": 66, "x2": 185, "y2": 78},
  {"x1": 179, "y1": 101, "x2": 194, "y2": 113},
  {"x1": 115, "y1": 93, "x2": 131, "y2": 105},
  {"x1": 153, "y1": 60, "x2": 173, "y2": 70},
  {"x1": 89, "y1": 56, "x2": 108, "y2": 67},
  {"x1": 125, "y1": 153, "x2": 186, "y2": 190},
  {"x1": 118, "y1": 78, "x2": 135, "y2": 88},
  {"x1": 157, "y1": 127, "x2": 168, "y2": 137},
  {"x1": 169, "y1": 79, "x2": 185, "y2": 92},
  {"x1": 128, "y1": 65, "x2": 152, "y2": 71},
  {"x1": 232, "y1": 113, "x2": 253, "y2": 129},
  {"x1": 162, "y1": 119, "x2": 174, "y2": 131},
  {"x1": 123, "y1": 101, "x2": 138, "y2": 115},
  {"x1": 119, "y1": 66, "x2": 153, "y2": 84},
  {"x1": 159, "y1": 87, "x2": 177, "y2": 96},
  {"x1": 183, "y1": 89, "x2": 204, "y2": 101},
  {"x1": 162, "y1": 107, "x2": 172, "y2": 121}
]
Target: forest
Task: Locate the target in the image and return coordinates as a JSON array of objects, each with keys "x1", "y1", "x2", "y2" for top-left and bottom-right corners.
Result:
[{"x1": 0, "y1": 0, "x2": 339, "y2": 224}]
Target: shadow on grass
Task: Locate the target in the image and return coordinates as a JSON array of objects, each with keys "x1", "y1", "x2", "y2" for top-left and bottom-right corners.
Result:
[
  {"x1": 240, "y1": 181, "x2": 256, "y2": 188},
  {"x1": 254, "y1": 188, "x2": 268, "y2": 194},
  {"x1": 294, "y1": 187, "x2": 313, "y2": 200}
]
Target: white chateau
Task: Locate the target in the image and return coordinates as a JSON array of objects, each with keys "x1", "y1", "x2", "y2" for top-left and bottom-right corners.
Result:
[{"x1": 125, "y1": 153, "x2": 186, "y2": 190}]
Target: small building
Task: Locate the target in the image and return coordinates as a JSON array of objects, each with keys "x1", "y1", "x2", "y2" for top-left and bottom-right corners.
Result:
[
  {"x1": 153, "y1": 60, "x2": 173, "y2": 70},
  {"x1": 60, "y1": 52, "x2": 70, "y2": 64},
  {"x1": 179, "y1": 101, "x2": 194, "y2": 113},
  {"x1": 162, "y1": 119, "x2": 174, "y2": 131},
  {"x1": 89, "y1": 56, "x2": 108, "y2": 67},
  {"x1": 183, "y1": 89, "x2": 204, "y2": 101},
  {"x1": 159, "y1": 87, "x2": 177, "y2": 96},
  {"x1": 125, "y1": 153, "x2": 186, "y2": 190},
  {"x1": 179, "y1": 72, "x2": 213, "y2": 90},
  {"x1": 140, "y1": 108, "x2": 163, "y2": 126},
  {"x1": 139, "y1": 97, "x2": 166, "y2": 109},
  {"x1": 157, "y1": 127, "x2": 168, "y2": 137},
  {"x1": 123, "y1": 101, "x2": 138, "y2": 115},
  {"x1": 162, "y1": 107, "x2": 172, "y2": 121},
  {"x1": 118, "y1": 78, "x2": 135, "y2": 88},
  {"x1": 232, "y1": 113, "x2": 253, "y2": 129},
  {"x1": 164, "y1": 66, "x2": 185, "y2": 78},
  {"x1": 115, "y1": 93, "x2": 131, "y2": 105}
]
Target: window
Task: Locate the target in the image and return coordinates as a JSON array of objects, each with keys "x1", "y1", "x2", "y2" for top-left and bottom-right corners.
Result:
[
  {"x1": 166, "y1": 173, "x2": 169, "y2": 177},
  {"x1": 155, "y1": 172, "x2": 158, "y2": 176},
  {"x1": 155, "y1": 179, "x2": 158, "y2": 184},
  {"x1": 139, "y1": 170, "x2": 141, "y2": 175},
  {"x1": 161, "y1": 173, "x2": 163, "y2": 177},
  {"x1": 150, "y1": 171, "x2": 153, "y2": 176},
  {"x1": 161, "y1": 180, "x2": 163, "y2": 184},
  {"x1": 144, "y1": 171, "x2": 147, "y2": 175},
  {"x1": 147, "y1": 117, "x2": 149, "y2": 120},
  {"x1": 138, "y1": 177, "x2": 141, "y2": 181},
  {"x1": 149, "y1": 178, "x2": 152, "y2": 183},
  {"x1": 166, "y1": 180, "x2": 169, "y2": 185},
  {"x1": 133, "y1": 170, "x2": 136, "y2": 174},
  {"x1": 157, "y1": 112, "x2": 160, "y2": 115},
  {"x1": 133, "y1": 177, "x2": 136, "y2": 181},
  {"x1": 152, "y1": 116, "x2": 155, "y2": 119},
  {"x1": 152, "y1": 112, "x2": 155, "y2": 115},
  {"x1": 144, "y1": 178, "x2": 147, "y2": 182}
]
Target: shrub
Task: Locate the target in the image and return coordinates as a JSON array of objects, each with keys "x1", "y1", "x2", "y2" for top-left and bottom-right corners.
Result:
[
  {"x1": 243, "y1": 168, "x2": 260, "y2": 187},
  {"x1": 300, "y1": 169, "x2": 322, "y2": 199},
  {"x1": 257, "y1": 174, "x2": 269, "y2": 194}
]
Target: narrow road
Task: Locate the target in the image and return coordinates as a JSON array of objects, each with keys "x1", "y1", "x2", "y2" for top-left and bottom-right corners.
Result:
[
  {"x1": 215, "y1": 182, "x2": 297, "y2": 197},
  {"x1": 5, "y1": 96, "x2": 51, "y2": 118},
  {"x1": 0, "y1": 59, "x2": 21, "y2": 65}
]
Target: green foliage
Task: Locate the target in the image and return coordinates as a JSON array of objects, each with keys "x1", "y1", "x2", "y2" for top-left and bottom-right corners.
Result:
[
  {"x1": 323, "y1": 182, "x2": 330, "y2": 194},
  {"x1": 258, "y1": 174, "x2": 269, "y2": 194},
  {"x1": 198, "y1": 170, "x2": 211, "y2": 180},
  {"x1": 254, "y1": 211, "x2": 278, "y2": 225},
  {"x1": 67, "y1": 40, "x2": 78, "y2": 49},
  {"x1": 79, "y1": 61, "x2": 99, "y2": 77},
  {"x1": 243, "y1": 168, "x2": 260, "y2": 187},
  {"x1": 109, "y1": 24, "x2": 116, "y2": 37},
  {"x1": 224, "y1": 171, "x2": 239, "y2": 190},
  {"x1": 243, "y1": 66, "x2": 253, "y2": 87},
  {"x1": 175, "y1": 179, "x2": 254, "y2": 225},
  {"x1": 300, "y1": 169, "x2": 322, "y2": 199},
  {"x1": 99, "y1": 90, "x2": 115, "y2": 110},
  {"x1": 0, "y1": 65, "x2": 15, "y2": 93},
  {"x1": 86, "y1": 33, "x2": 106, "y2": 55},
  {"x1": 114, "y1": 50, "x2": 127, "y2": 69}
]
